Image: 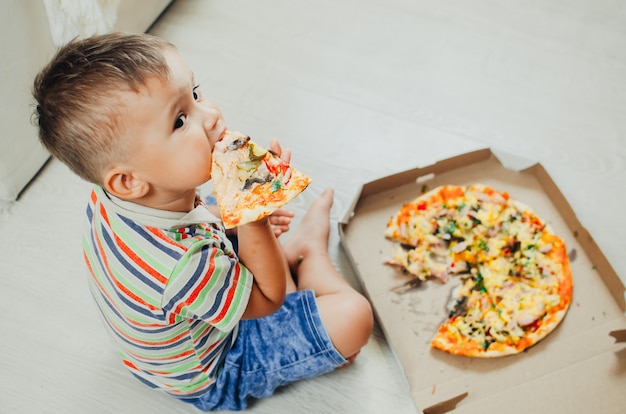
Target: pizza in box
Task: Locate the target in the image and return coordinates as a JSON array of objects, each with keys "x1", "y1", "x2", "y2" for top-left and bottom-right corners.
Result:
[{"x1": 385, "y1": 184, "x2": 573, "y2": 357}]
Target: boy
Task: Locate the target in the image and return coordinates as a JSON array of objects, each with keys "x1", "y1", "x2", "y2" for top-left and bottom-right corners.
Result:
[{"x1": 32, "y1": 33, "x2": 373, "y2": 411}]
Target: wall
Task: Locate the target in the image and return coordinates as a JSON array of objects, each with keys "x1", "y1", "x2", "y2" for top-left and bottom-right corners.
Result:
[
  {"x1": 0, "y1": 1, "x2": 56, "y2": 201},
  {"x1": 0, "y1": 0, "x2": 172, "y2": 201}
]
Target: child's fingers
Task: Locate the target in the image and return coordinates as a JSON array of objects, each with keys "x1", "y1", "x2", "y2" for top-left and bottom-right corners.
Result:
[
  {"x1": 271, "y1": 221, "x2": 290, "y2": 237},
  {"x1": 272, "y1": 224, "x2": 290, "y2": 237},
  {"x1": 269, "y1": 138, "x2": 291, "y2": 164},
  {"x1": 269, "y1": 211, "x2": 292, "y2": 237},
  {"x1": 271, "y1": 208, "x2": 295, "y2": 219}
]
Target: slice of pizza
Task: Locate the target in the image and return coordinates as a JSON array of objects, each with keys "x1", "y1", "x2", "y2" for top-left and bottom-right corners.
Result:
[{"x1": 211, "y1": 130, "x2": 311, "y2": 228}]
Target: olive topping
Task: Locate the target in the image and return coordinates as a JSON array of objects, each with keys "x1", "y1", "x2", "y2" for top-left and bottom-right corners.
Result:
[
  {"x1": 242, "y1": 175, "x2": 273, "y2": 190},
  {"x1": 226, "y1": 136, "x2": 250, "y2": 151}
]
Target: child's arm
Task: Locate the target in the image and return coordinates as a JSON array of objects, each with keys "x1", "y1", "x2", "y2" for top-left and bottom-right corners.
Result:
[
  {"x1": 236, "y1": 138, "x2": 294, "y2": 319},
  {"x1": 237, "y1": 217, "x2": 289, "y2": 319}
]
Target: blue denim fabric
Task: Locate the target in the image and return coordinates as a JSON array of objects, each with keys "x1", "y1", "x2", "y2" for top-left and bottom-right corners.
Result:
[{"x1": 187, "y1": 290, "x2": 346, "y2": 411}]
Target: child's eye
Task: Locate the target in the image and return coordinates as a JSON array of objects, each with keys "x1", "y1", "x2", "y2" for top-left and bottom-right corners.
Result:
[
  {"x1": 192, "y1": 85, "x2": 201, "y2": 101},
  {"x1": 174, "y1": 114, "x2": 186, "y2": 130}
]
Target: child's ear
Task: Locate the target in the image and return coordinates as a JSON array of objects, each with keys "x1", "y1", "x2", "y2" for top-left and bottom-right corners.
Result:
[{"x1": 103, "y1": 168, "x2": 149, "y2": 200}]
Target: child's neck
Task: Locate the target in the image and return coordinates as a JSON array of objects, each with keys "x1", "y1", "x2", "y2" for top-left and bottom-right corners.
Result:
[{"x1": 132, "y1": 188, "x2": 198, "y2": 213}]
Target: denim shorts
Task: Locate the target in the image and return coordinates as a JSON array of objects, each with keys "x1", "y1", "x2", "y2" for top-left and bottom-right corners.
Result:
[{"x1": 187, "y1": 289, "x2": 346, "y2": 411}]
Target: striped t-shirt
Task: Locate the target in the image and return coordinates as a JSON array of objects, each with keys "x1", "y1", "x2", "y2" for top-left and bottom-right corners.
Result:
[{"x1": 83, "y1": 186, "x2": 253, "y2": 399}]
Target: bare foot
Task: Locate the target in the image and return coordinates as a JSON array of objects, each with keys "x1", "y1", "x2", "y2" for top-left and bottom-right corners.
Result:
[{"x1": 283, "y1": 189, "x2": 334, "y2": 273}]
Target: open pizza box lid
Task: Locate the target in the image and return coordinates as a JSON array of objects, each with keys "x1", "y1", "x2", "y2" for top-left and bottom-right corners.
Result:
[{"x1": 338, "y1": 148, "x2": 626, "y2": 414}]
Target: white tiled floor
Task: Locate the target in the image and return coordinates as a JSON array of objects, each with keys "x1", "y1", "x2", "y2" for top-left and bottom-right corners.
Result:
[{"x1": 2, "y1": 1, "x2": 625, "y2": 413}]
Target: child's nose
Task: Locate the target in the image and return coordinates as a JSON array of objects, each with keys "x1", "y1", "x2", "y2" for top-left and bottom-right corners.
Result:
[{"x1": 202, "y1": 106, "x2": 222, "y2": 132}]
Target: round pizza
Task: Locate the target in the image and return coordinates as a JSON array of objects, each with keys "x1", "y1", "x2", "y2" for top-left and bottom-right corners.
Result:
[{"x1": 384, "y1": 184, "x2": 573, "y2": 357}]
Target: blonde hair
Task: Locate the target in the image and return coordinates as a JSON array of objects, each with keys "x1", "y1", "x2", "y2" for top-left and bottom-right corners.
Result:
[{"x1": 33, "y1": 33, "x2": 174, "y2": 185}]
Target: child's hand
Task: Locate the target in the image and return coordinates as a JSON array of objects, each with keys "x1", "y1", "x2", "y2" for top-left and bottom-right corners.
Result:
[
  {"x1": 269, "y1": 208, "x2": 294, "y2": 237},
  {"x1": 267, "y1": 140, "x2": 296, "y2": 237},
  {"x1": 269, "y1": 138, "x2": 291, "y2": 164}
]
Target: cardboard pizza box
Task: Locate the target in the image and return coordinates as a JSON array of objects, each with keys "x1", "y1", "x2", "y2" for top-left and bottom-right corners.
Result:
[{"x1": 339, "y1": 148, "x2": 626, "y2": 414}]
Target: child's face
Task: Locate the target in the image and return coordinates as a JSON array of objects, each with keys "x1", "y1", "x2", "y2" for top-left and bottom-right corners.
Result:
[{"x1": 117, "y1": 48, "x2": 226, "y2": 196}]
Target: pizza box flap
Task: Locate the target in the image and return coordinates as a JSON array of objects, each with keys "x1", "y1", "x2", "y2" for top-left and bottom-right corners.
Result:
[{"x1": 339, "y1": 148, "x2": 626, "y2": 413}]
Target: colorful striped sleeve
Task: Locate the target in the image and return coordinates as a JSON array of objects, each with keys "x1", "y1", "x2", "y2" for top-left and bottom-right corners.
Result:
[{"x1": 161, "y1": 238, "x2": 252, "y2": 332}]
